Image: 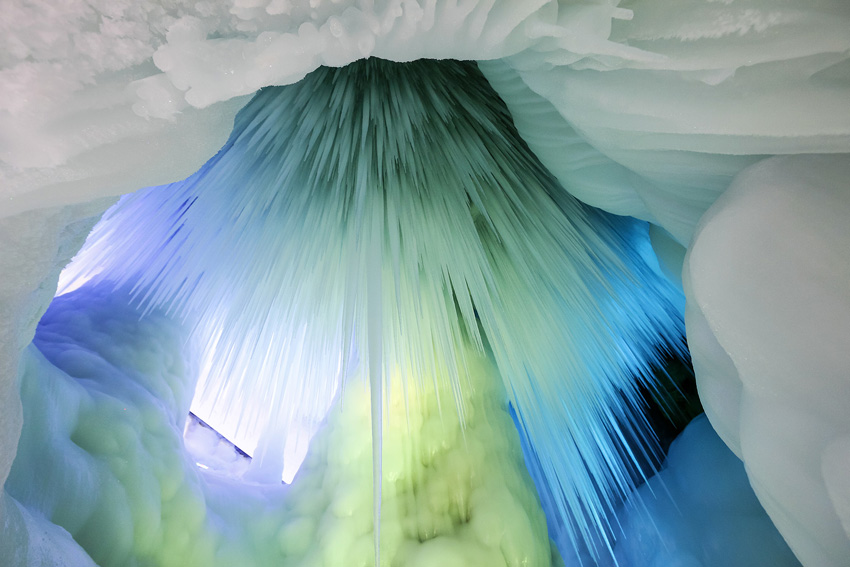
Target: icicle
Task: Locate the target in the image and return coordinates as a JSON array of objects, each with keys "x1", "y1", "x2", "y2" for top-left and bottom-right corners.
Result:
[
  {"x1": 57, "y1": 58, "x2": 686, "y2": 563},
  {"x1": 367, "y1": 197, "x2": 384, "y2": 567}
]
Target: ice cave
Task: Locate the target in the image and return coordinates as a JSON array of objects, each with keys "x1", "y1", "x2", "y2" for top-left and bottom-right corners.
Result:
[{"x1": 0, "y1": 2, "x2": 848, "y2": 567}]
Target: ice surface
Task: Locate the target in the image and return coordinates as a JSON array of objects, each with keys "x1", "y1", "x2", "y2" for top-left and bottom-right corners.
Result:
[
  {"x1": 1, "y1": 1, "x2": 850, "y2": 566},
  {"x1": 6, "y1": 285, "x2": 552, "y2": 566},
  {"x1": 614, "y1": 414, "x2": 802, "y2": 567},
  {"x1": 0, "y1": 492, "x2": 98, "y2": 567},
  {"x1": 0, "y1": 0, "x2": 565, "y2": 218},
  {"x1": 684, "y1": 155, "x2": 850, "y2": 567},
  {"x1": 0, "y1": 64, "x2": 246, "y2": 218},
  {"x1": 0, "y1": 202, "x2": 106, "y2": 493},
  {"x1": 182, "y1": 414, "x2": 251, "y2": 479},
  {"x1": 485, "y1": 1, "x2": 850, "y2": 246}
]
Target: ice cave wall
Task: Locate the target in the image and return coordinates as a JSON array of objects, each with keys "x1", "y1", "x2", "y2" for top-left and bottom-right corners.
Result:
[{"x1": 1, "y1": 1, "x2": 849, "y2": 566}]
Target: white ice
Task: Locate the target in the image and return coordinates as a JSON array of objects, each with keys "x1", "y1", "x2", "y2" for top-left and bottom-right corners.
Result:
[{"x1": 684, "y1": 155, "x2": 850, "y2": 566}]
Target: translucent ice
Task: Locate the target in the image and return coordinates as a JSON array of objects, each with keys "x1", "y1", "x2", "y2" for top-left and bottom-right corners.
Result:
[
  {"x1": 1, "y1": 1, "x2": 850, "y2": 566},
  {"x1": 614, "y1": 415, "x2": 802, "y2": 567},
  {"x1": 56, "y1": 59, "x2": 685, "y2": 560}
]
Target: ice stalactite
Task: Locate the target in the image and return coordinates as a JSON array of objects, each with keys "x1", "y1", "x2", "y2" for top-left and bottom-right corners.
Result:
[
  {"x1": 367, "y1": 196, "x2": 385, "y2": 567},
  {"x1": 57, "y1": 58, "x2": 685, "y2": 561}
]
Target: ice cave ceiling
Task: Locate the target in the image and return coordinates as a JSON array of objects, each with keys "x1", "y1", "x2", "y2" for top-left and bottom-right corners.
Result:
[{"x1": 1, "y1": 2, "x2": 849, "y2": 567}]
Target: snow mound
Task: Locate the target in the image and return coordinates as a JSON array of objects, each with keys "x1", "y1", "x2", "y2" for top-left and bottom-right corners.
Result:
[{"x1": 685, "y1": 154, "x2": 850, "y2": 566}]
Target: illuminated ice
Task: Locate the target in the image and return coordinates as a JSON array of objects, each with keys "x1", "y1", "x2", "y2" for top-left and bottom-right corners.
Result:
[
  {"x1": 614, "y1": 415, "x2": 802, "y2": 567},
  {"x1": 7, "y1": 284, "x2": 553, "y2": 567},
  {"x1": 56, "y1": 59, "x2": 685, "y2": 561},
  {"x1": 1, "y1": 1, "x2": 850, "y2": 567},
  {"x1": 685, "y1": 155, "x2": 850, "y2": 566}
]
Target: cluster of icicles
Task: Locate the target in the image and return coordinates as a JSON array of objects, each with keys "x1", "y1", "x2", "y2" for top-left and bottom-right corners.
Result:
[{"x1": 59, "y1": 58, "x2": 686, "y2": 563}]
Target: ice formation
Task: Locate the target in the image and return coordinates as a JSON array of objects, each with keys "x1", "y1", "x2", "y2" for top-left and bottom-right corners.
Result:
[
  {"x1": 1, "y1": 1, "x2": 849, "y2": 567},
  {"x1": 613, "y1": 414, "x2": 801, "y2": 567},
  {"x1": 684, "y1": 155, "x2": 850, "y2": 566},
  {"x1": 55, "y1": 58, "x2": 685, "y2": 562},
  {"x1": 6, "y1": 285, "x2": 553, "y2": 566}
]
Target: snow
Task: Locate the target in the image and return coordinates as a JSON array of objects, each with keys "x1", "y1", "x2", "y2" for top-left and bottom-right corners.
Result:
[
  {"x1": 684, "y1": 155, "x2": 850, "y2": 567},
  {"x1": 0, "y1": 1, "x2": 849, "y2": 566}
]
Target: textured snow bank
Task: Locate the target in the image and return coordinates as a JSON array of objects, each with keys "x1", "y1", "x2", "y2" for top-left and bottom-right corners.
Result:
[
  {"x1": 614, "y1": 414, "x2": 801, "y2": 567},
  {"x1": 685, "y1": 155, "x2": 850, "y2": 566}
]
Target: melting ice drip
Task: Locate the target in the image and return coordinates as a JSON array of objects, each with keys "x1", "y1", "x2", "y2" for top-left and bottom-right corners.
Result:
[{"x1": 58, "y1": 58, "x2": 685, "y2": 562}]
